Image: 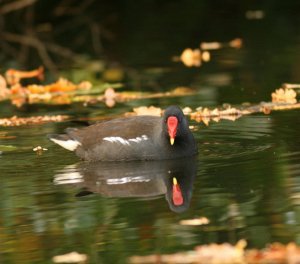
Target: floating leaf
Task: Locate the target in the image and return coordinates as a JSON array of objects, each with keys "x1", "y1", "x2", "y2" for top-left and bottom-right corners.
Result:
[
  {"x1": 129, "y1": 240, "x2": 247, "y2": 264},
  {"x1": 33, "y1": 146, "x2": 48, "y2": 155},
  {"x1": 132, "y1": 106, "x2": 162, "y2": 116},
  {"x1": 0, "y1": 75, "x2": 9, "y2": 98},
  {"x1": 52, "y1": 251, "x2": 88, "y2": 263},
  {"x1": 129, "y1": 240, "x2": 300, "y2": 264},
  {"x1": 180, "y1": 48, "x2": 203, "y2": 67},
  {"x1": 179, "y1": 217, "x2": 210, "y2": 226},
  {"x1": 5, "y1": 66, "x2": 44, "y2": 85},
  {"x1": 200, "y1": 38, "x2": 243, "y2": 50},
  {"x1": 271, "y1": 88, "x2": 297, "y2": 104}
]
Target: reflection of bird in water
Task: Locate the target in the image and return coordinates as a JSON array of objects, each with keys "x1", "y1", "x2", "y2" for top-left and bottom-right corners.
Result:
[{"x1": 54, "y1": 158, "x2": 197, "y2": 213}]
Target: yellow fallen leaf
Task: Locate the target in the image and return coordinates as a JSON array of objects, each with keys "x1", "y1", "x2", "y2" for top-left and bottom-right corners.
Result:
[
  {"x1": 52, "y1": 251, "x2": 88, "y2": 263},
  {"x1": 133, "y1": 106, "x2": 162, "y2": 116}
]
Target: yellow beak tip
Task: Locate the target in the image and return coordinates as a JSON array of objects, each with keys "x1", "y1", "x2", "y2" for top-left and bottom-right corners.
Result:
[
  {"x1": 170, "y1": 138, "x2": 175, "y2": 145},
  {"x1": 173, "y1": 177, "x2": 177, "y2": 185}
]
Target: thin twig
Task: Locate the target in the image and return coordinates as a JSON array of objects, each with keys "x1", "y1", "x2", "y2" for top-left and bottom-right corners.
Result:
[
  {"x1": 2, "y1": 32, "x2": 58, "y2": 74},
  {"x1": 0, "y1": 0, "x2": 37, "y2": 15},
  {"x1": 54, "y1": 0, "x2": 95, "y2": 16},
  {"x1": 90, "y1": 22, "x2": 103, "y2": 56},
  {"x1": 18, "y1": 5, "x2": 34, "y2": 64},
  {"x1": 46, "y1": 43, "x2": 77, "y2": 59}
]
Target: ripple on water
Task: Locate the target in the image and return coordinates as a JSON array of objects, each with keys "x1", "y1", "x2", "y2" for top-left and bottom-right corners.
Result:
[{"x1": 196, "y1": 115, "x2": 274, "y2": 163}]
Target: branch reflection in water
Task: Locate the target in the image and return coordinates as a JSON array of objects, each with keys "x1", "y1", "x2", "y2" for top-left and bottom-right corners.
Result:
[{"x1": 53, "y1": 157, "x2": 197, "y2": 213}]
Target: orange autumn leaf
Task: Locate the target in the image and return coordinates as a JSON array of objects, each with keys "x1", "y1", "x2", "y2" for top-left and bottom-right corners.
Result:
[
  {"x1": 271, "y1": 88, "x2": 297, "y2": 104},
  {"x1": 133, "y1": 106, "x2": 163, "y2": 116},
  {"x1": 0, "y1": 115, "x2": 69, "y2": 126},
  {"x1": 180, "y1": 48, "x2": 202, "y2": 67},
  {"x1": 0, "y1": 74, "x2": 10, "y2": 98},
  {"x1": 5, "y1": 66, "x2": 44, "y2": 85},
  {"x1": 27, "y1": 78, "x2": 91, "y2": 94}
]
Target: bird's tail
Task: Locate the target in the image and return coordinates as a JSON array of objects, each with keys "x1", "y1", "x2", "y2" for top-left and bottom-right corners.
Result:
[{"x1": 47, "y1": 134, "x2": 81, "y2": 151}]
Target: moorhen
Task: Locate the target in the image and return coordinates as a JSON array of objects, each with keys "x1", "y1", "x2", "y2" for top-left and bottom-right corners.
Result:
[{"x1": 48, "y1": 105, "x2": 198, "y2": 161}]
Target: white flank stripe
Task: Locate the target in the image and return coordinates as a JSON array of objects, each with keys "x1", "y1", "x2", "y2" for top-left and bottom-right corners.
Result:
[
  {"x1": 54, "y1": 172, "x2": 83, "y2": 185},
  {"x1": 50, "y1": 138, "x2": 81, "y2": 151},
  {"x1": 103, "y1": 136, "x2": 130, "y2": 145},
  {"x1": 103, "y1": 135, "x2": 148, "y2": 145},
  {"x1": 107, "y1": 176, "x2": 151, "y2": 185}
]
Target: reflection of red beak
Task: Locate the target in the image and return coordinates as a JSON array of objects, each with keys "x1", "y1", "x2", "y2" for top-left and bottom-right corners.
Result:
[
  {"x1": 167, "y1": 116, "x2": 178, "y2": 145},
  {"x1": 172, "y1": 177, "x2": 183, "y2": 206}
]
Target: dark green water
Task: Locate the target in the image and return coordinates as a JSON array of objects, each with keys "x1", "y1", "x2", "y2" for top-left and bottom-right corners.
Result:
[
  {"x1": 1, "y1": 102, "x2": 300, "y2": 263},
  {"x1": 2, "y1": 2, "x2": 300, "y2": 263}
]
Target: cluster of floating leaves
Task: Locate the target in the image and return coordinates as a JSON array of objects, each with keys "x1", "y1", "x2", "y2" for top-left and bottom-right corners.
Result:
[
  {"x1": 185, "y1": 84, "x2": 300, "y2": 125},
  {"x1": 271, "y1": 87, "x2": 297, "y2": 104},
  {"x1": 0, "y1": 67, "x2": 197, "y2": 108},
  {"x1": 127, "y1": 83, "x2": 300, "y2": 126},
  {"x1": 52, "y1": 251, "x2": 88, "y2": 263},
  {"x1": 0, "y1": 115, "x2": 68, "y2": 126},
  {"x1": 177, "y1": 38, "x2": 242, "y2": 67},
  {"x1": 2, "y1": 67, "x2": 300, "y2": 127},
  {"x1": 0, "y1": 67, "x2": 95, "y2": 107},
  {"x1": 129, "y1": 240, "x2": 300, "y2": 264}
]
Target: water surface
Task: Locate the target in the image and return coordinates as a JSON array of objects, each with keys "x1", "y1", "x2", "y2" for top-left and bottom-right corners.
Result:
[{"x1": 2, "y1": 3, "x2": 300, "y2": 263}]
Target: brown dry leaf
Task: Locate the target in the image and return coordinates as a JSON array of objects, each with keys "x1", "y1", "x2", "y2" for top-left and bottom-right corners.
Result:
[
  {"x1": 129, "y1": 240, "x2": 247, "y2": 264},
  {"x1": 194, "y1": 240, "x2": 246, "y2": 264},
  {"x1": 27, "y1": 78, "x2": 91, "y2": 94},
  {"x1": 10, "y1": 83, "x2": 27, "y2": 95},
  {"x1": 271, "y1": 88, "x2": 297, "y2": 104},
  {"x1": 245, "y1": 242, "x2": 300, "y2": 264},
  {"x1": 190, "y1": 106, "x2": 244, "y2": 125},
  {"x1": 200, "y1": 41, "x2": 222, "y2": 50},
  {"x1": 202, "y1": 51, "x2": 211, "y2": 62},
  {"x1": 5, "y1": 66, "x2": 44, "y2": 85},
  {"x1": 52, "y1": 251, "x2": 88, "y2": 263},
  {"x1": 0, "y1": 75, "x2": 10, "y2": 98},
  {"x1": 179, "y1": 217, "x2": 210, "y2": 226},
  {"x1": 282, "y1": 83, "x2": 300, "y2": 89},
  {"x1": 33, "y1": 146, "x2": 48, "y2": 155},
  {"x1": 200, "y1": 38, "x2": 243, "y2": 50},
  {"x1": 104, "y1": 87, "x2": 117, "y2": 108},
  {"x1": 182, "y1": 107, "x2": 193, "y2": 115},
  {"x1": 8, "y1": 78, "x2": 93, "y2": 106},
  {"x1": 133, "y1": 106, "x2": 162, "y2": 116},
  {"x1": 180, "y1": 48, "x2": 202, "y2": 67},
  {"x1": 28, "y1": 93, "x2": 72, "y2": 105},
  {"x1": 0, "y1": 115, "x2": 69, "y2": 127}
]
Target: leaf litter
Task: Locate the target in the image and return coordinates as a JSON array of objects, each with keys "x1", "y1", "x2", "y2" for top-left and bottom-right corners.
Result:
[
  {"x1": 174, "y1": 38, "x2": 242, "y2": 67},
  {"x1": 129, "y1": 240, "x2": 300, "y2": 264},
  {"x1": 125, "y1": 83, "x2": 300, "y2": 126},
  {"x1": 0, "y1": 115, "x2": 68, "y2": 127},
  {"x1": 0, "y1": 67, "x2": 195, "y2": 108}
]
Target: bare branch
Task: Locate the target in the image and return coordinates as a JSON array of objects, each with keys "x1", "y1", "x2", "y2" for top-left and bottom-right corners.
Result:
[
  {"x1": 2, "y1": 32, "x2": 58, "y2": 74},
  {"x1": 46, "y1": 43, "x2": 77, "y2": 59},
  {"x1": 0, "y1": 0, "x2": 37, "y2": 15}
]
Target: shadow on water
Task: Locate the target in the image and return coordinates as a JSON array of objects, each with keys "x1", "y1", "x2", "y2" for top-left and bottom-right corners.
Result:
[{"x1": 53, "y1": 157, "x2": 197, "y2": 213}]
